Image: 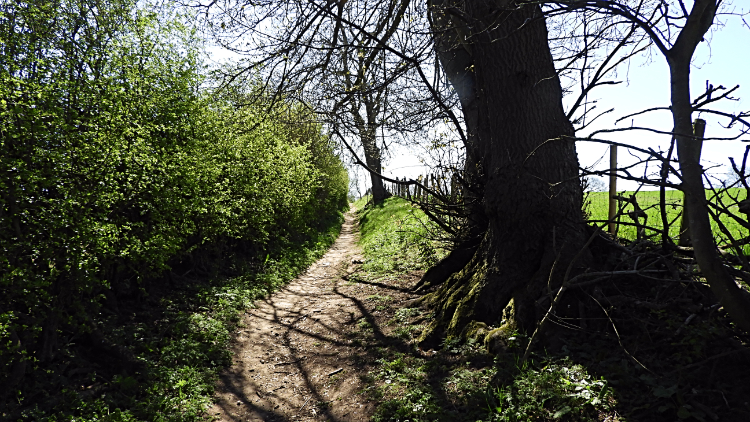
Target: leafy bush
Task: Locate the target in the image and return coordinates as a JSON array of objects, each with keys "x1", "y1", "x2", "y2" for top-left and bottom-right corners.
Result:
[{"x1": 0, "y1": 0, "x2": 348, "y2": 417}]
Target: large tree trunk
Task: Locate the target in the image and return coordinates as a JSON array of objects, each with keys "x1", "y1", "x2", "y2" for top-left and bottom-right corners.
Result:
[
  {"x1": 417, "y1": 1, "x2": 588, "y2": 347},
  {"x1": 352, "y1": 92, "x2": 390, "y2": 204}
]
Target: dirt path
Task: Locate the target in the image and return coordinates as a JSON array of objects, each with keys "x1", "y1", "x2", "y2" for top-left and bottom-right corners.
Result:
[{"x1": 210, "y1": 208, "x2": 419, "y2": 422}]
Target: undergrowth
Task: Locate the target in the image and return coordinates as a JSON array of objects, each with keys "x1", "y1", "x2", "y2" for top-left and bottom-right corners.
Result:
[
  {"x1": 354, "y1": 193, "x2": 750, "y2": 421},
  {"x1": 6, "y1": 213, "x2": 343, "y2": 421},
  {"x1": 353, "y1": 196, "x2": 617, "y2": 422}
]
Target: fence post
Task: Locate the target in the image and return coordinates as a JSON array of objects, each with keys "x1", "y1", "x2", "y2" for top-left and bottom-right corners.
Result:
[
  {"x1": 431, "y1": 174, "x2": 437, "y2": 203},
  {"x1": 679, "y1": 118, "x2": 706, "y2": 246},
  {"x1": 608, "y1": 145, "x2": 618, "y2": 236}
]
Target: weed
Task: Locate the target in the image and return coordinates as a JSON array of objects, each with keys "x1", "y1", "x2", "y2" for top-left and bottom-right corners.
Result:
[
  {"x1": 371, "y1": 354, "x2": 442, "y2": 422},
  {"x1": 357, "y1": 319, "x2": 373, "y2": 331},
  {"x1": 393, "y1": 307, "x2": 421, "y2": 324},
  {"x1": 392, "y1": 326, "x2": 413, "y2": 340},
  {"x1": 487, "y1": 358, "x2": 614, "y2": 422},
  {"x1": 367, "y1": 294, "x2": 393, "y2": 303}
]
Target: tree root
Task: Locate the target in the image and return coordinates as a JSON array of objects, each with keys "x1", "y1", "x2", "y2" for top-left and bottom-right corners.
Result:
[{"x1": 412, "y1": 241, "x2": 479, "y2": 293}]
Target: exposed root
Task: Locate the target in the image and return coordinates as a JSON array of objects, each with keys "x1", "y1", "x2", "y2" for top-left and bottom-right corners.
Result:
[{"x1": 412, "y1": 242, "x2": 479, "y2": 293}]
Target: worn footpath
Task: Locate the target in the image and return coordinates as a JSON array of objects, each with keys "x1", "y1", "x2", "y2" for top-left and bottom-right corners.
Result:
[{"x1": 210, "y1": 209, "x2": 420, "y2": 421}]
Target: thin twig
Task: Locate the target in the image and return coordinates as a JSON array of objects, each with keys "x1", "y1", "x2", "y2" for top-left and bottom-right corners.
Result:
[
  {"x1": 590, "y1": 294, "x2": 655, "y2": 375},
  {"x1": 299, "y1": 395, "x2": 312, "y2": 413}
]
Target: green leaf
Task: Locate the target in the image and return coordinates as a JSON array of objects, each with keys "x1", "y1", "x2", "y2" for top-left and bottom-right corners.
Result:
[
  {"x1": 653, "y1": 384, "x2": 678, "y2": 398},
  {"x1": 553, "y1": 406, "x2": 571, "y2": 418}
]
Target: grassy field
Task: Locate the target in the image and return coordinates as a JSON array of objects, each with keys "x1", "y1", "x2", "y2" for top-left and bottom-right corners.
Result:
[{"x1": 585, "y1": 188, "x2": 749, "y2": 248}]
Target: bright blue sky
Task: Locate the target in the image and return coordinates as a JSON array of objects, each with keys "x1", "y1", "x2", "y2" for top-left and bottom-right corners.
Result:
[
  {"x1": 384, "y1": 9, "x2": 750, "y2": 192},
  {"x1": 570, "y1": 10, "x2": 750, "y2": 190}
]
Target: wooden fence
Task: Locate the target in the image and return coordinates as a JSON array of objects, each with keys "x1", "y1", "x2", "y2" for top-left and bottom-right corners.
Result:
[
  {"x1": 606, "y1": 118, "x2": 706, "y2": 245},
  {"x1": 385, "y1": 172, "x2": 462, "y2": 202}
]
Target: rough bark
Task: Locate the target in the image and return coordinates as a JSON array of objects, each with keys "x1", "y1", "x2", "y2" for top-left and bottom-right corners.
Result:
[
  {"x1": 417, "y1": 1, "x2": 588, "y2": 347},
  {"x1": 352, "y1": 96, "x2": 390, "y2": 204},
  {"x1": 360, "y1": 126, "x2": 390, "y2": 204},
  {"x1": 412, "y1": 241, "x2": 479, "y2": 293},
  {"x1": 429, "y1": 0, "x2": 486, "y2": 240},
  {"x1": 338, "y1": 24, "x2": 393, "y2": 205}
]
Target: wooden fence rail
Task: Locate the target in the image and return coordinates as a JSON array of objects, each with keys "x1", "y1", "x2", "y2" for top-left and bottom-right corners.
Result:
[{"x1": 384, "y1": 172, "x2": 462, "y2": 203}]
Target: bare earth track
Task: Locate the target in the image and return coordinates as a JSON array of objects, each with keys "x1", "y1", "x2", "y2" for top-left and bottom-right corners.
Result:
[{"x1": 211, "y1": 208, "x2": 420, "y2": 421}]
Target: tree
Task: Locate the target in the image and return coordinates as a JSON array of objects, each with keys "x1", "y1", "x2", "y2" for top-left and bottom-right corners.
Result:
[
  {"x1": 194, "y1": 0, "x2": 682, "y2": 346},
  {"x1": 412, "y1": 0, "x2": 590, "y2": 345},
  {"x1": 540, "y1": 0, "x2": 750, "y2": 333},
  {"x1": 196, "y1": 0, "x2": 620, "y2": 343},
  {"x1": 330, "y1": 23, "x2": 396, "y2": 203},
  {"x1": 201, "y1": 0, "x2": 435, "y2": 204}
]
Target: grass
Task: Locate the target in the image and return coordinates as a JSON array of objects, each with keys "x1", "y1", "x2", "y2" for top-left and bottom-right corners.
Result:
[
  {"x1": 13, "y1": 212, "x2": 345, "y2": 421},
  {"x1": 363, "y1": 333, "x2": 614, "y2": 422},
  {"x1": 488, "y1": 359, "x2": 614, "y2": 421},
  {"x1": 350, "y1": 190, "x2": 750, "y2": 422},
  {"x1": 585, "y1": 188, "x2": 749, "y2": 248},
  {"x1": 354, "y1": 196, "x2": 443, "y2": 276},
  {"x1": 353, "y1": 196, "x2": 617, "y2": 422}
]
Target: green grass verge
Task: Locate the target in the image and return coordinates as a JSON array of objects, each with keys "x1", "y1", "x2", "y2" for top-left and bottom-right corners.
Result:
[
  {"x1": 585, "y1": 188, "x2": 749, "y2": 247},
  {"x1": 355, "y1": 196, "x2": 442, "y2": 275},
  {"x1": 367, "y1": 351, "x2": 614, "y2": 422},
  {"x1": 15, "y1": 212, "x2": 344, "y2": 421}
]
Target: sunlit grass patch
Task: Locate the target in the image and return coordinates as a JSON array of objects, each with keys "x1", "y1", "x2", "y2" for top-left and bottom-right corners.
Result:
[
  {"x1": 585, "y1": 188, "x2": 749, "y2": 249},
  {"x1": 357, "y1": 197, "x2": 442, "y2": 275}
]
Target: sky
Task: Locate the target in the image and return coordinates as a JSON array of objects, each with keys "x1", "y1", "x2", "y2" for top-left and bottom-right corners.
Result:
[
  {"x1": 569, "y1": 10, "x2": 750, "y2": 190},
  {"x1": 203, "y1": 4, "x2": 750, "y2": 195},
  {"x1": 380, "y1": 9, "x2": 750, "y2": 193}
]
